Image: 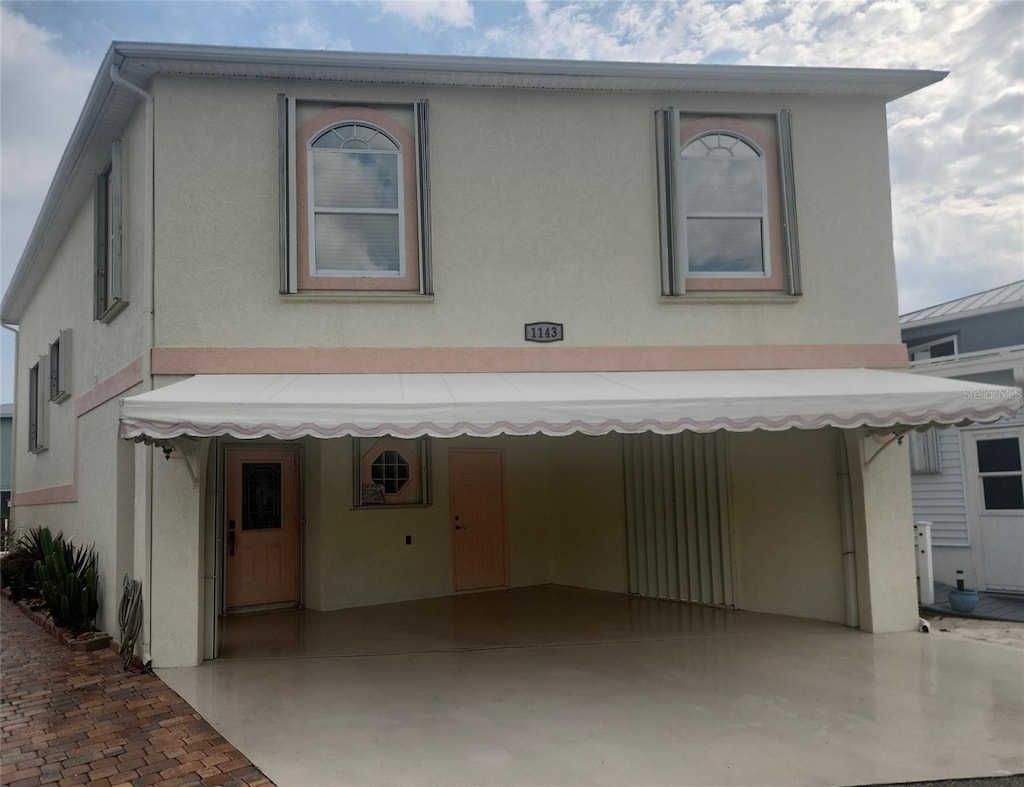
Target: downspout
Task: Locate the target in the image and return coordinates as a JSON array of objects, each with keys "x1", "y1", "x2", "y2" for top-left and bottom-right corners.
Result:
[
  {"x1": 836, "y1": 430, "x2": 860, "y2": 628},
  {"x1": 111, "y1": 62, "x2": 156, "y2": 667}
]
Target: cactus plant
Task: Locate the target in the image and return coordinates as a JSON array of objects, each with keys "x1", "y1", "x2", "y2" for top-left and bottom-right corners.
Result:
[{"x1": 33, "y1": 528, "x2": 99, "y2": 634}]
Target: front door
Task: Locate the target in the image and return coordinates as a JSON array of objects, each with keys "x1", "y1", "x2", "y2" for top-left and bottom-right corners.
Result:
[
  {"x1": 225, "y1": 447, "x2": 300, "y2": 608},
  {"x1": 450, "y1": 449, "x2": 507, "y2": 592},
  {"x1": 964, "y1": 429, "x2": 1024, "y2": 593}
]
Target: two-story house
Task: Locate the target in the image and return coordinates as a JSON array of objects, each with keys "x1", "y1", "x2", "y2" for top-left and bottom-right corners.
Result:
[
  {"x1": 901, "y1": 281, "x2": 1024, "y2": 594},
  {"x1": 3, "y1": 43, "x2": 1020, "y2": 668}
]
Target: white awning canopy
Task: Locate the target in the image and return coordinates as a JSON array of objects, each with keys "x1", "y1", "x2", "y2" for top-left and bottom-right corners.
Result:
[{"x1": 118, "y1": 369, "x2": 1022, "y2": 441}]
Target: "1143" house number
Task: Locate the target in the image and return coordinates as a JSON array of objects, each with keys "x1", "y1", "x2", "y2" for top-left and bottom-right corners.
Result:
[{"x1": 524, "y1": 322, "x2": 564, "y2": 343}]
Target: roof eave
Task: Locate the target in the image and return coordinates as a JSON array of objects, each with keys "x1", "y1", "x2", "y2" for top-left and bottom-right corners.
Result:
[{"x1": 111, "y1": 42, "x2": 946, "y2": 99}]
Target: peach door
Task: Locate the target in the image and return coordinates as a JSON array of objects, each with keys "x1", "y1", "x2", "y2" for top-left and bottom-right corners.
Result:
[
  {"x1": 225, "y1": 447, "x2": 300, "y2": 609},
  {"x1": 450, "y1": 449, "x2": 507, "y2": 592}
]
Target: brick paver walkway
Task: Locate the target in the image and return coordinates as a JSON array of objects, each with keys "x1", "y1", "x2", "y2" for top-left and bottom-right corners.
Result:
[{"x1": 1, "y1": 597, "x2": 275, "y2": 786}]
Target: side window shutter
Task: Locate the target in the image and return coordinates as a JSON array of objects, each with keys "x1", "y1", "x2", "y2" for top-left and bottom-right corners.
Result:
[
  {"x1": 415, "y1": 100, "x2": 433, "y2": 296},
  {"x1": 777, "y1": 110, "x2": 801, "y2": 296},
  {"x1": 278, "y1": 94, "x2": 293, "y2": 294},
  {"x1": 109, "y1": 140, "x2": 123, "y2": 304},
  {"x1": 94, "y1": 172, "x2": 108, "y2": 318},
  {"x1": 655, "y1": 108, "x2": 682, "y2": 295},
  {"x1": 37, "y1": 354, "x2": 49, "y2": 450}
]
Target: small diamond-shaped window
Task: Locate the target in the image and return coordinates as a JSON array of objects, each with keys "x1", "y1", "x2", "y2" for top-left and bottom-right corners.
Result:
[{"x1": 370, "y1": 449, "x2": 411, "y2": 494}]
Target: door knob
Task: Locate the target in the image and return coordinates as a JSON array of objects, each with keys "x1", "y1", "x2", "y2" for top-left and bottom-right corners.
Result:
[{"x1": 455, "y1": 524, "x2": 465, "y2": 530}]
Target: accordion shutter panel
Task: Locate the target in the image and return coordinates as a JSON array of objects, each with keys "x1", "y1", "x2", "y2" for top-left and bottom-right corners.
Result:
[{"x1": 625, "y1": 432, "x2": 734, "y2": 607}]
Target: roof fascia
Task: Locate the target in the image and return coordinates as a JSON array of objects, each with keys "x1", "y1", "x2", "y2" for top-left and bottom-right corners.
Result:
[{"x1": 112, "y1": 41, "x2": 946, "y2": 99}]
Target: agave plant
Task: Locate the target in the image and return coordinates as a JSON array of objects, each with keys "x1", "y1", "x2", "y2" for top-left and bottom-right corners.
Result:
[{"x1": 32, "y1": 528, "x2": 100, "y2": 634}]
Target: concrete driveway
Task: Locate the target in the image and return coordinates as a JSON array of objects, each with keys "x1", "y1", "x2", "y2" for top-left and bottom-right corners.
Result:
[{"x1": 158, "y1": 586, "x2": 1024, "y2": 786}]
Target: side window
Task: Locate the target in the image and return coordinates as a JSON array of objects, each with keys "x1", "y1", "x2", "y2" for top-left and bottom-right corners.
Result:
[
  {"x1": 909, "y1": 429, "x2": 942, "y2": 474},
  {"x1": 908, "y1": 335, "x2": 958, "y2": 361},
  {"x1": 656, "y1": 110, "x2": 800, "y2": 296},
  {"x1": 975, "y1": 436, "x2": 1023, "y2": 511},
  {"x1": 28, "y1": 358, "x2": 47, "y2": 453},
  {"x1": 95, "y1": 140, "x2": 125, "y2": 321},
  {"x1": 48, "y1": 330, "x2": 71, "y2": 403},
  {"x1": 354, "y1": 437, "x2": 430, "y2": 507},
  {"x1": 280, "y1": 99, "x2": 432, "y2": 295}
]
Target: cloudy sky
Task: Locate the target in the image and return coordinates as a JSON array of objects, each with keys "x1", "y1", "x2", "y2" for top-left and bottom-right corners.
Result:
[{"x1": 1, "y1": 0, "x2": 1022, "y2": 402}]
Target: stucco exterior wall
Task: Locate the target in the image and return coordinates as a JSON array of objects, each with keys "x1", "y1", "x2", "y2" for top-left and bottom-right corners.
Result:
[
  {"x1": 9, "y1": 105, "x2": 149, "y2": 637},
  {"x1": 150, "y1": 449, "x2": 205, "y2": 667},
  {"x1": 847, "y1": 431, "x2": 919, "y2": 633},
  {"x1": 547, "y1": 434, "x2": 629, "y2": 594},
  {"x1": 304, "y1": 435, "x2": 557, "y2": 611},
  {"x1": 728, "y1": 429, "x2": 846, "y2": 624},
  {"x1": 151, "y1": 77, "x2": 902, "y2": 355}
]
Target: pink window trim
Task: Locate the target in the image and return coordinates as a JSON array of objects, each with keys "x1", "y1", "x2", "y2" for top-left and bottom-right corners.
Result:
[
  {"x1": 296, "y1": 106, "x2": 420, "y2": 292},
  {"x1": 679, "y1": 116, "x2": 785, "y2": 293},
  {"x1": 358, "y1": 436, "x2": 424, "y2": 506}
]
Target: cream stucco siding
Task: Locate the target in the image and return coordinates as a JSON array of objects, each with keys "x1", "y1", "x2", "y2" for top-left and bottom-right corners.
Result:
[
  {"x1": 847, "y1": 431, "x2": 919, "y2": 633},
  {"x1": 305, "y1": 435, "x2": 561, "y2": 611},
  {"x1": 728, "y1": 429, "x2": 846, "y2": 623},
  {"x1": 150, "y1": 449, "x2": 206, "y2": 666},
  {"x1": 9, "y1": 106, "x2": 150, "y2": 637},
  {"x1": 151, "y1": 77, "x2": 902, "y2": 353},
  {"x1": 547, "y1": 434, "x2": 629, "y2": 594}
]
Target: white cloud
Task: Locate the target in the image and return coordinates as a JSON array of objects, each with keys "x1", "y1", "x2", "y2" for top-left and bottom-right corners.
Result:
[
  {"x1": 378, "y1": 0, "x2": 475, "y2": 30},
  {"x1": 1, "y1": 7, "x2": 96, "y2": 402},
  {"x1": 0, "y1": 7, "x2": 95, "y2": 287},
  {"x1": 476, "y1": 0, "x2": 1024, "y2": 312},
  {"x1": 264, "y1": 10, "x2": 354, "y2": 50}
]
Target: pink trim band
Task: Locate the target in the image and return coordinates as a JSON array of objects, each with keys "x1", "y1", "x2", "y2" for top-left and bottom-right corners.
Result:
[
  {"x1": 76, "y1": 357, "x2": 144, "y2": 417},
  {"x1": 13, "y1": 484, "x2": 77, "y2": 506},
  {"x1": 152, "y1": 344, "x2": 909, "y2": 375},
  {"x1": 16, "y1": 357, "x2": 143, "y2": 507}
]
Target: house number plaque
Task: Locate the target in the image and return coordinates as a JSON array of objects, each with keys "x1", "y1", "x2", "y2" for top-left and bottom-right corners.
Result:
[{"x1": 524, "y1": 322, "x2": 564, "y2": 343}]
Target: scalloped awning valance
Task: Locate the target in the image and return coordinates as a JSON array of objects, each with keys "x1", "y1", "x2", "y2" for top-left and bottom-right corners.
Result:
[{"x1": 119, "y1": 369, "x2": 1022, "y2": 442}]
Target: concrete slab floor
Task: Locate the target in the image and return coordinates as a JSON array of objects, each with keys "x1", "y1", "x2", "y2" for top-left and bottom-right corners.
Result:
[{"x1": 158, "y1": 586, "x2": 1024, "y2": 787}]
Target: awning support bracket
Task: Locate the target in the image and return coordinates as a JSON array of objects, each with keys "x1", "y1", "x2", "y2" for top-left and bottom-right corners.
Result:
[
  {"x1": 131, "y1": 435, "x2": 199, "y2": 488},
  {"x1": 864, "y1": 428, "x2": 911, "y2": 467}
]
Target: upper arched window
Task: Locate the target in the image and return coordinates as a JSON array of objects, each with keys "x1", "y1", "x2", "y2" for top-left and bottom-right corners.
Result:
[
  {"x1": 680, "y1": 131, "x2": 768, "y2": 276},
  {"x1": 655, "y1": 110, "x2": 799, "y2": 295},
  {"x1": 308, "y1": 122, "x2": 404, "y2": 278},
  {"x1": 287, "y1": 102, "x2": 427, "y2": 294}
]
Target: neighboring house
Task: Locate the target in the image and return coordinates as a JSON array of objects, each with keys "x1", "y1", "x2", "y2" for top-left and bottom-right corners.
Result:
[
  {"x1": 1, "y1": 403, "x2": 11, "y2": 539},
  {"x1": 901, "y1": 281, "x2": 1024, "y2": 594},
  {"x1": 1, "y1": 43, "x2": 1020, "y2": 669}
]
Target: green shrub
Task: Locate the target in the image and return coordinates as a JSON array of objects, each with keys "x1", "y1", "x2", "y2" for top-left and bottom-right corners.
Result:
[
  {"x1": 1, "y1": 526, "x2": 59, "y2": 599},
  {"x1": 1, "y1": 552, "x2": 37, "y2": 600}
]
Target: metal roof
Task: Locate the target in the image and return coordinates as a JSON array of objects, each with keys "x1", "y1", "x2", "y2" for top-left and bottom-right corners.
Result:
[
  {"x1": 900, "y1": 280, "x2": 1024, "y2": 328},
  {"x1": 1, "y1": 42, "x2": 948, "y2": 323}
]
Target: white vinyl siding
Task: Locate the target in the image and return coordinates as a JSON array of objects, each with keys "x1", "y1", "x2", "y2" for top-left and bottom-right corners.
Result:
[{"x1": 910, "y1": 426, "x2": 968, "y2": 546}]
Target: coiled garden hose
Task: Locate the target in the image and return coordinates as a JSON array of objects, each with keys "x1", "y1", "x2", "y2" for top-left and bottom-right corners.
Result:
[{"x1": 118, "y1": 574, "x2": 144, "y2": 670}]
